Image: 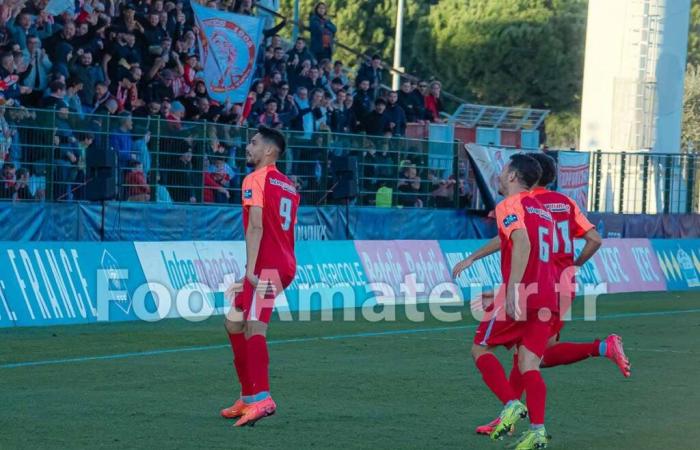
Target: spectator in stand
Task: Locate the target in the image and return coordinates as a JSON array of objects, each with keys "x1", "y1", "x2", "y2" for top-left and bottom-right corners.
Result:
[
  {"x1": 103, "y1": 29, "x2": 141, "y2": 86},
  {"x1": 307, "y1": 66, "x2": 327, "y2": 94},
  {"x1": 51, "y1": 41, "x2": 73, "y2": 80},
  {"x1": 329, "y1": 77, "x2": 344, "y2": 100},
  {"x1": 425, "y1": 80, "x2": 445, "y2": 122},
  {"x1": 203, "y1": 157, "x2": 232, "y2": 204},
  {"x1": 329, "y1": 90, "x2": 356, "y2": 133},
  {"x1": 19, "y1": 35, "x2": 50, "y2": 105},
  {"x1": 398, "y1": 79, "x2": 425, "y2": 124},
  {"x1": 364, "y1": 98, "x2": 390, "y2": 136},
  {"x1": 125, "y1": 160, "x2": 151, "y2": 201},
  {"x1": 265, "y1": 47, "x2": 287, "y2": 79},
  {"x1": 6, "y1": 10, "x2": 54, "y2": 50},
  {"x1": 414, "y1": 80, "x2": 429, "y2": 117},
  {"x1": 292, "y1": 86, "x2": 313, "y2": 139},
  {"x1": 286, "y1": 37, "x2": 314, "y2": 70},
  {"x1": 385, "y1": 91, "x2": 407, "y2": 136},
  {"x1": 163, "y1": 146, "x2": 196, "y2": 203},
  {"x1": 44, "y1": 20, "x2": 76, "y2": 63},
  {"x1": 309, "y1": 2, "x2": 336, "y2": 63},
  {"x1": 397, "y1": 160, "x2": 423, "y2": 208},
  {"x1": 0, "y1": 161, "x2": 15, "y2": 199},
  {"x1": 352, "y1": 78, "x2": 373, "y2": 129},
  {"x1": 357, "y1": 54, "x2": 383, "y2": 94},
  {"x1": 13, "y1": 167, "x2": 32, "y2": 200},
  {"x1": 65, "y1": 77, "x2": 84, "y2": 117},
  {"x1": 113, "y1": 72, "x2": 139, "y2": 112},
  {"x1": 110, "y1": 112, "x2": 135, "y2": 171},
  {"x1": 258, "y1": 98, "x2": 282, "y2": 129},
  {"x1": 145, "y1": 69, "x2": 176, "y2": 103},
  {"x1": 330, "y1": 60, "x2": 348, "y2": 87},
  {"x1": 69, "y1": 49, "x2": 105, "y2": 114},
  {"x1": 275, "y1": 83, "x2": 298, "y2": 128},
  {"x1": 92, "y1": 82, "x2": 113, "y2": 114},
  {"x1": 0, "y1": 51, "x2": 24, "y2": 103},
  {"x1": 40, "y1": 80, "x2": 67, "y2": 109},
  {"x1": 143, "y1": 11, "x2": 167, "y2": 52}
]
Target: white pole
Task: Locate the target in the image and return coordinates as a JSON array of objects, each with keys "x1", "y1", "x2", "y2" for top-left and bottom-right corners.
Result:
[{"x1": 392, "y1": 0, "x2": 405, "y2": 90}]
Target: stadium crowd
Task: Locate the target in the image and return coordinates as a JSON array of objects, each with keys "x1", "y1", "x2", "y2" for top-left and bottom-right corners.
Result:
[{"x1": 0, "y1": 0, "x2": 457, "y2": 207}]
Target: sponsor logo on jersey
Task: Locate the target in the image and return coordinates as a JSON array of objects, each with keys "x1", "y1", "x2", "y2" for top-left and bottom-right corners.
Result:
[
  {"x1": 269, "y1": 177, "x2": 297, "y2": 194},
  {"x1": 544, "y1": 202, "x2": 571, "y2": 213},
  {"x1": 244, "y1": 189, "x2": 253, "y2": 199},
  {"x1": 525, "y1": 206, "x2": 553, "y2": 222},
  {"x1": 503, "y1": 214, "x2": 518, "y2": 227}
]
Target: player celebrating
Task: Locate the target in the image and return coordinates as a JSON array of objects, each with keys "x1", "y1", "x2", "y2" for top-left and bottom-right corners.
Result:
[
  {"x1": 470, "y1": 154, "x2": 556, "y2": 449},
  {"x1": 221, "y1": 126, "x2": 299, "y2": 427}
]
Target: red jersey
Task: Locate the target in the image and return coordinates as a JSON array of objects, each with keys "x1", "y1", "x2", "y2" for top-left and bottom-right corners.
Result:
[
  {"x1": 241, "y1": 164, "x2": 299, "y2": 276},
  {"x1": 495, "y1": 191, "x2": 557, "y2": 312},
  {"x1": 531, "y1": 187, "x2": 594, "y2": 275}
]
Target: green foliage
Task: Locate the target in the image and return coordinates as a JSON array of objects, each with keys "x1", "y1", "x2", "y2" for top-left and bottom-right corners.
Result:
[
  {"x1": 545, "y1": 111, "x2": 581, "y2": 150},
  {"x1": 688, "y1": 0, "x2": 700, "y2": 67},
  {"x1": 682, "y1": 64, "x2": 700, "y2": 152}
]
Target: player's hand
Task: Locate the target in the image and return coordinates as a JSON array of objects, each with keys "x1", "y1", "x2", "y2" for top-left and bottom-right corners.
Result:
[
  {"x1": 505, "y1": 284, "x2": 520, "y2": 320},
  {"x1": 452, "y1": 257, "x2": 473, "y2": 279},
  {"x1": 225, "y1": 277, "x2": 245, "y2": 301},
  {"x1": 480, "y1": 290, "x2": 495, "y2": 310}
]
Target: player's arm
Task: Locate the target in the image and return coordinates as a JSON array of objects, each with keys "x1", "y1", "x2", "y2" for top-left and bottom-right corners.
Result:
[
  {"x1": 573, "y1": 227, "x2": 602, "y2": 267},
  {"x1": 452, "y1": 236, "x2": 500, "y2": 278},
  {"x1": 506, "y1": 229, "x2": 530, "y2": 319},
  {"x1": 245, "y1": 206, "x2": 264, "y2": 285}
]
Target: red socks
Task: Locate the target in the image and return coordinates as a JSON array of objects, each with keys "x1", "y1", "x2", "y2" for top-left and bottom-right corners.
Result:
[
  {"x1": 541, "y1": 340, "x2": 600, "y2": 368},
  {"x1": 228, "y1": 332, "x2": 252, "y2": 395},
  {"x1": 246, "y1": 334, "x2": 270, "y2": 394},
  {"x1": 508, "y1": 352, "x2": 524, "y2": 400},
  {"x1": 521, "y1": 370, "x2": 547, "y2": 425},
  {"x1": 475, "y1": 353, "x2": 517, "y2": 405}
]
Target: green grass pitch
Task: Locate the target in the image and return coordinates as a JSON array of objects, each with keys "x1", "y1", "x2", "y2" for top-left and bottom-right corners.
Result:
[{"x1": 1, "y1": 291, "x2": 700, "y2": 449}]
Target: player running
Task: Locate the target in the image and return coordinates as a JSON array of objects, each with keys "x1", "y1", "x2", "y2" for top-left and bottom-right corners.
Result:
[
  {"x1": 455, "y1": 153, "x2": 631, "y2": 442},
  {"x1": 469, "y1": 154, "x2": 557, "y2": 449},
  {"x1": 221, "y1": 126, "x2": 300, "y2": 427}
]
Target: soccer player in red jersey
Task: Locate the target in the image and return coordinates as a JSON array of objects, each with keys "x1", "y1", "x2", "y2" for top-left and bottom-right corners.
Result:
[
  {"x1": 469, "y1": 154, "x2": 557, "y2": 448},
  {"x1": 220, "y1": 126, "x2": 300, "y2": 427}
]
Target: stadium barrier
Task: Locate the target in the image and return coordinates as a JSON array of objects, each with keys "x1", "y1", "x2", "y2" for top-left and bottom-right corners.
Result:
[
  {"x1": 0, "y1": 238, "x2": 698, "y2": 328},
  {"x1": 3, "y1": 201, "x2": 700, "y2": 241}
]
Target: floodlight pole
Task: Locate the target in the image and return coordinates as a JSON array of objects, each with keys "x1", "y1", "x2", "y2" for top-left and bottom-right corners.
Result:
[
  {"x1": 392, "y1": 0, "x2": 405, "y2": 90},
  {"x1": 292, "y1": 0, "x2": 300, "y2": 41}
]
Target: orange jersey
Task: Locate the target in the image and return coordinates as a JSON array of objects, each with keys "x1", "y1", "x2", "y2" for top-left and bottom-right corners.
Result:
[
  {"x1": 531, "y1": 187, "x2": 594, "y2": 275},
  {"x1": 241, "y1": 164, "x2": 300, "y2": 276},
  {"x1": 495, "y1": 191, "x2": 557, "y2": 312}
]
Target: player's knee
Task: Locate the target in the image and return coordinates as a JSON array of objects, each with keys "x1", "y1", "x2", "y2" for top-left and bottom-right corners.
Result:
[
  {"x1": 517, "y1": 346, "x2": 541, "y2": 372},
  {"x1": 224, "y1": 318, "x2": 245, "y2": 334},
  {"x1": 245, "y1": 320, "x2": 268, "y2": 339},
  {"x1": 471, "y1": 344, "x2": 487, "y2": 361}
]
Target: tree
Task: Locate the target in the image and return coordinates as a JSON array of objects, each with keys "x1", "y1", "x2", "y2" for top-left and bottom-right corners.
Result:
[{"x1": 682, "y1": 64, "x2": 700, "y2": 152}]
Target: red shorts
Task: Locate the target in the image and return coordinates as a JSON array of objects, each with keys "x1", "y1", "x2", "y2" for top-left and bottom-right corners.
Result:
[
  {"x1": 473, "y1": 308, "x2": 558, "y2": 358},
  {"x1": 233, "y1": 271, "x2": 294, "y2": 324}
]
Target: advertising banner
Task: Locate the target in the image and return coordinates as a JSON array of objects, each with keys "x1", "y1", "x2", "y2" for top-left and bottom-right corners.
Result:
[
  {"x1": 651, "y1": 239, "x2": 700, "y2": 290},
  {"x1": 588, "y1": 239, "x2": 666, "y2": 293},
  {"x1": 556, "y1": 151, "x2": 590, "y2": 211}
]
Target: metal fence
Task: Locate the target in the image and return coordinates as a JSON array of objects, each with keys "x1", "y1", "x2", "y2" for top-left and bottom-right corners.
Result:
[
  {"x1": 588, "y1": 150, "x2": 700, "y2": 214},
  {"x1": 0, "y1": 107, "x2": 470, "y2": 209}
]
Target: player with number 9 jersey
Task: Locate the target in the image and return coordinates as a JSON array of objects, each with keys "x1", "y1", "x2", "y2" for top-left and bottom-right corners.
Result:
[{"x1": 241, "y1": 165, "x2": 299, "y2": 281}]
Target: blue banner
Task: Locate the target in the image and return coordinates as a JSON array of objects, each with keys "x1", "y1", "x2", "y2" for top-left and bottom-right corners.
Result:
[
  {"x1": 0, "y1": 242, "x2": 148, "y2": 327},
  {"x1": 650, "y1": 239, "x2": 700, "y2": 291},
  {"x1": 192, "y1": 3, "x2": 264, "y2": 104}
]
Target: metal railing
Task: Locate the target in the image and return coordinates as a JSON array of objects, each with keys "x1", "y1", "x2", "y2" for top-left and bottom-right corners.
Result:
[
  {"x1": 588, "y1": 150, "x2": 700, "y2": 213},
  {"x1": 0, "y1": 107, "x2": 469, "y2": 209}
]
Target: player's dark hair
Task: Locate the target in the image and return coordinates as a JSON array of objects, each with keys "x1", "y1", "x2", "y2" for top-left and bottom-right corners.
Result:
[
  {"x1": 508, "y1": 153, "x2": 542, "y2": 189},
  {"x1": 257, "y1": 125, "x2": 286, "y2": 156},
  {"x1": 530, "y1": 152, "x2": 557, "y2": 186}
]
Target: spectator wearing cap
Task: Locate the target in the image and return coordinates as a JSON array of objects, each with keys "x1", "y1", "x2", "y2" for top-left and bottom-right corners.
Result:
[
  {"x1": 385, "y1": 91, "x2": 407, "y2": 136},
  {"x1": 6, "y1": 10, "x2": 55, "y2": 51},
  {"x1": 145, "y1": 69, "x2": 176, "y2": 103},
  {"x1": 424, "y1": 80, "x2": 444, "y2": 122},
  {"x1": 357, "y1": 54, "x2": 383, "y2": 93},
  {"x1": 309, "y1": 2, "x2": 336, "y2": 63},
  {"x1": 398, "y1": 79, "x2": 425, "y2": 124},
  {"x1": 19, "y1": 35, "x2": 51, "y2": 104},
  {"x1": 363, "y1": 98, "x2": 391, "y2": 136},
  {"x1": 166, "y1": 101, "x2": 186, "y2": 127},
  {"x1": 69, "y1": 49, "x2": 105, "y2": 113}
]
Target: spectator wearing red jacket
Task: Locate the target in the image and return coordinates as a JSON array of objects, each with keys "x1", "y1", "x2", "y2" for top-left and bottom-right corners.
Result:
[
  {"x1": 125, "y1": 160, "x2": 151, "y2": 201},
  {"x1": 424, "y1": 81, "x2": 445, "y2": 123}
]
